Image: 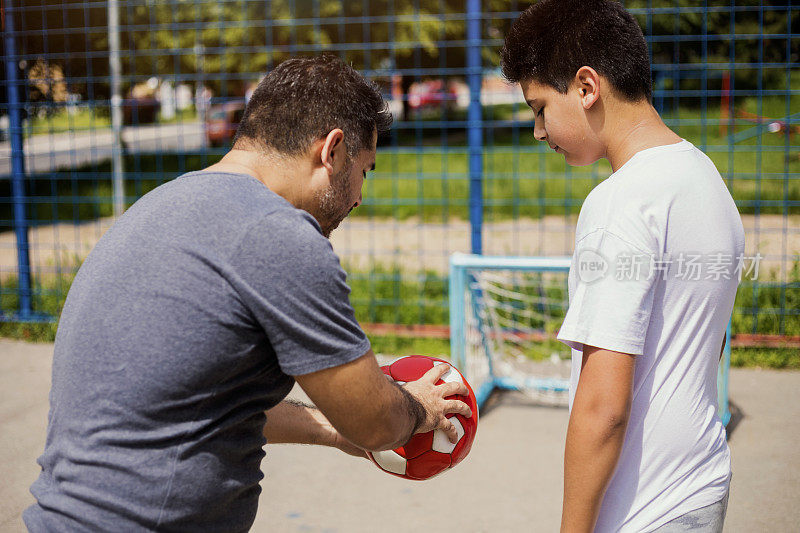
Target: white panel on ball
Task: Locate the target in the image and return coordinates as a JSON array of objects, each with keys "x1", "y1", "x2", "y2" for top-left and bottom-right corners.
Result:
[
  {"x1": 431, "y1": 417, "x2": 464, "y2": 454},
  {"x1": 370, "y1": 450, "x2": 407, "y2": 475}
]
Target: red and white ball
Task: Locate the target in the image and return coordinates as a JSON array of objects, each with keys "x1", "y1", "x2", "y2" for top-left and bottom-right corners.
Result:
[{"x1": 367, "y1": 355, "x2": 479, "y2": 480}]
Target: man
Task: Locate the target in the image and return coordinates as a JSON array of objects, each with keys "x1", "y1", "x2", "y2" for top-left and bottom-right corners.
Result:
[
  {"x1": 501, "y1": 1, "x2": 741, "y2": 532},
  {"x1": 24, "y1": 55, "x2": 471, "y2": 532}
]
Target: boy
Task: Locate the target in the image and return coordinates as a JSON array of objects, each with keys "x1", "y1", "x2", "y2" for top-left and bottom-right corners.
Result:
[{"x1": 501, "y1": 1, "x2": 744, "y2": 532}]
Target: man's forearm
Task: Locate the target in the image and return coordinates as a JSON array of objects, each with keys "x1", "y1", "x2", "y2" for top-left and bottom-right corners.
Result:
[
  {"x1": 263, "y1": 399, "x2": 336, "y2": 446},
  {"x1": 263, "y1": 390, "x2": 422, "y2": 453},
  {"x1": 292, "y1": 351, "x2": 465, "y2": 451},
  {"x1": 561, "y1": 408, "x2": 628, "y2": 533}
]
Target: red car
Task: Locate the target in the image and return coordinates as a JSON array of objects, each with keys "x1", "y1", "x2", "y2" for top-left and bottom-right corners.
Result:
[
  {"x1": 408, "y1": 79, "x2": 458, "y2": 111},
  {"x1": 206, "y1": 101, "x2": 245, "y2": 147}
]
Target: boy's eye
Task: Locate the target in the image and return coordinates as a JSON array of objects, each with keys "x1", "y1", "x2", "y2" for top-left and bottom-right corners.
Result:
[{"x1": 537, "y1": 107, "x2": 545, "y2": 118}]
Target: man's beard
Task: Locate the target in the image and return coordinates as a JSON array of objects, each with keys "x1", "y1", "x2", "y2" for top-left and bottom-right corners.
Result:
[{"x1": 314, "y1": 158, "x2": 354, "y2": 238}]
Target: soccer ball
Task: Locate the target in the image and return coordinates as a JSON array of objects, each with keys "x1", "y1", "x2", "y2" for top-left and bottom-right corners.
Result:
[{"x1": 367, "y1": 355, "x2": 479, "y2": 480}]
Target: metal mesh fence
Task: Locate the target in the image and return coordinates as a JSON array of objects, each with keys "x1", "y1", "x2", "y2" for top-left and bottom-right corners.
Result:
[{"x1": 1, "y1": 1, "x2": 798, "y2": 344}]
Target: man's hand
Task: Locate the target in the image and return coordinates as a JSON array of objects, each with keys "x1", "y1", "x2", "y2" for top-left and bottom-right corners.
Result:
[
  {"x1": 296, "y1": 350, "x2": 470, "y2": 451},
  {"x1": 329, "y1": 430, "x2": 368, "y2": 459},
  {"x1": 402, "y1": 363, "x2": 472, "y2": 443},
  {"x1": 313, "y1": 408, "x2": 369, "y2": 458}
]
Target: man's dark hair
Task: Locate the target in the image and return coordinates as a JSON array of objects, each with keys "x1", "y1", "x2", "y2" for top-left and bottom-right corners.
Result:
[
  {"x1": 500, "y1": 0, "x2": 652, "y2": 102},
  {"x1": 234, "y1": 55, "x2": 392, "y2": 157}
]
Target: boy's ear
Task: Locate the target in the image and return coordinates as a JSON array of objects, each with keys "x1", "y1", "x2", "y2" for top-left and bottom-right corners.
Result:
[{"x1": 575, "y1": 66, "x2": 600, "y2": 110}]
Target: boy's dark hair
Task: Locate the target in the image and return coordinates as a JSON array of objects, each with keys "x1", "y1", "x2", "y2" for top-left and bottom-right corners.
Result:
[
  {"x1": 500, "y1": 0, "x2": 652, "y2": 102},
  {"x1": 234, "y1": 55, "x2": 392, "y2": 157}
]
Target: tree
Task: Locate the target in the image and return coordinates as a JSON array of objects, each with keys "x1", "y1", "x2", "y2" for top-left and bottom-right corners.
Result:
[{"x1": 7, "y1": 0, "x2": 796, "y2": 109}]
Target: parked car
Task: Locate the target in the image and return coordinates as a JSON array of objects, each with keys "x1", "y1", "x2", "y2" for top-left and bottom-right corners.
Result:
[
  {"x1": 206, "y1": 100, "x2": 246, "y2": 147},
  {"x1": 122, "y1": 97, "x2": 160, "y2": 125},
  {"x1": 407, "y1": 79, "x2": 458, "y2": 111}
]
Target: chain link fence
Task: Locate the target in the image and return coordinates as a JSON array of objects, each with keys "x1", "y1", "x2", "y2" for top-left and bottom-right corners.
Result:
[{"x1": 1, "y1": 1, "x2": 797, "y2": 348}]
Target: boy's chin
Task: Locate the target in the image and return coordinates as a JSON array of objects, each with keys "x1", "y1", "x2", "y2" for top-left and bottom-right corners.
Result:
[{"x1": 564, "y1": 151, "x2": 601, "y2": 167}]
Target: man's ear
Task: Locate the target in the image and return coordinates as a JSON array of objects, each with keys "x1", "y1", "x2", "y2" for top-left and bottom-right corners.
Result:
[
  {"x1": 319, "y1": 129, "x2": 345, "y2": 175},
  {"x1": 575, "y1": 66, "x2": 601, "y2": 110}
]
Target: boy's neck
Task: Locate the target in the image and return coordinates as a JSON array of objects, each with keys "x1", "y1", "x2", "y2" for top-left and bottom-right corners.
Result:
[{"x1": 601, "y1": 100, "x2": 683, "y2": 173}]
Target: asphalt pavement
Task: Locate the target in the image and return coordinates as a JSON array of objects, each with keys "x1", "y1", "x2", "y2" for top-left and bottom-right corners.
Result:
[{"x1": 1, "y1": 339, "x2": 798, "y2": 532}]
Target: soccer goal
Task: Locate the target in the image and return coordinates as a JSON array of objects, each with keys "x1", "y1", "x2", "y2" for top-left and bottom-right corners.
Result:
[{"x1": 449, "y1": 253, "x2": 732, "y2": 426}]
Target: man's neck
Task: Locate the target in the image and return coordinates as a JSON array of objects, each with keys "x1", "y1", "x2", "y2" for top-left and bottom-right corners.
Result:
[
  {"x1": 601, "y1": 101, "x2": 683, "y2": 173},
  {"x1": 204, "y1": 149, "x2": 313, "y2": 211}
]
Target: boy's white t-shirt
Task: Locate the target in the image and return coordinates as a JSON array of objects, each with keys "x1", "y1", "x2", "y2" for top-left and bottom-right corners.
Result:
[{"x1": 557, "y1": 140, "x2": 744, "y2": 533}]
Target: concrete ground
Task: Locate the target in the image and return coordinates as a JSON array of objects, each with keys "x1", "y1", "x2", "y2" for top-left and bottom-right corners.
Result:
[{"x1": 1, "y1": 339, "x2": 798, "y2": 532}]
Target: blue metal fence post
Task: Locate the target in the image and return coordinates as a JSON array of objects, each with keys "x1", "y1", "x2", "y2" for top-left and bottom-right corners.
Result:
[
  {"x1": 466, "y1": 0, "x2": 483, "y2": 255},
  {"x1": 3, "y1": 0, "x2": 33, "y2": 319}
]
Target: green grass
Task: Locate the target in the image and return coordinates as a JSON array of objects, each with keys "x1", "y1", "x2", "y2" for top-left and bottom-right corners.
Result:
[
  {"x1": 733, "y1": 260, "x2": 800, "y2": 338},
  {"x1": 0, "y1": 272, "x2": 73, "y2": 341},
  {"x1": 347, "y1": 265, "x2": 449, "y2": 326},
  {"x1": 26, "y1": 107, "x2": 198, "y2": 137},
  {"x1": 369, "y1": 335, "x2": 451, "y2": 358},
  {"x1": 730, "y1": 348, "x2": 800, "y2": 370},
  {"x1": 28, "y1": 108, "x2": 111, "y2": 137}
]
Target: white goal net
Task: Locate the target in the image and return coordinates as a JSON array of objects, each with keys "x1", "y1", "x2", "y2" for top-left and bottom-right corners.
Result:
[{"x1": 450, "y1": 254, "x2": 573, "y2": 408}]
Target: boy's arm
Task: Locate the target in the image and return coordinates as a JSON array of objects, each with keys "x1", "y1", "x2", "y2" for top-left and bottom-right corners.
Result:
[{"x1": 561, "y1": 344, "x2": 635, "y2": 533}]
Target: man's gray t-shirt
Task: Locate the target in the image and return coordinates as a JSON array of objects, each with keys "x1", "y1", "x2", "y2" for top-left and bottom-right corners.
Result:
[{"x1": 24, "y1": 171, "x2": 371, "y2": 532}]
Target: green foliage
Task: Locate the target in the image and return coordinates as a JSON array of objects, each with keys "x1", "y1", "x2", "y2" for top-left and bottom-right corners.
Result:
[
  {"x1": 730, "y1": 348, "x2": 800, "y2": 370},
  {"x1": 29, "y1": 108, "x2": 111, "y2": 137},
  {"x1": 114, "y1": 0, "x2": 474, "y2": 95},
  {"x1": 625, "y1": 0, "x2": 797, "y2": 99},
  {"x1": 368, "y1": 335, "x2": 451, "y2": 358},
  {"x1": 347, "y1": 265, "x2": 449, "y2": 325},
  {"x1": 0, "y1": 272, "x2": 74, "y2": 342},
  {"x1": 733, "y1": 260, "x2": 800, "y2": 337},
  {"x1": 12, "y1": 1, "x2": 795, "y2": 100}
]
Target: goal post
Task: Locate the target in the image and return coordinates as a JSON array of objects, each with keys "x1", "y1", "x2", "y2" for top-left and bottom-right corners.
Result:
[
  {"x1": 449, "y1": 253, "x2": 732, "y2": 426},
  {"x1": 449, "y1": 253, "x2": 573, "y2": 409}
]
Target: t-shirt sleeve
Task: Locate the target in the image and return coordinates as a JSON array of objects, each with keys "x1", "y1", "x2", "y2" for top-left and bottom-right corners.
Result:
[
  {"x1": 231, "y1": 210, "x2": 370, "y2": 376},
  {"x1": 557, "y1": 228, "x2": 657, "y2": 356}
]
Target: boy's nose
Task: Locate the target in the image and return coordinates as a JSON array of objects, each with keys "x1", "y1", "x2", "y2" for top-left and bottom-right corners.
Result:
[{"x1": 533, "y1": 119, "x2": 547, "y2": 142}]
